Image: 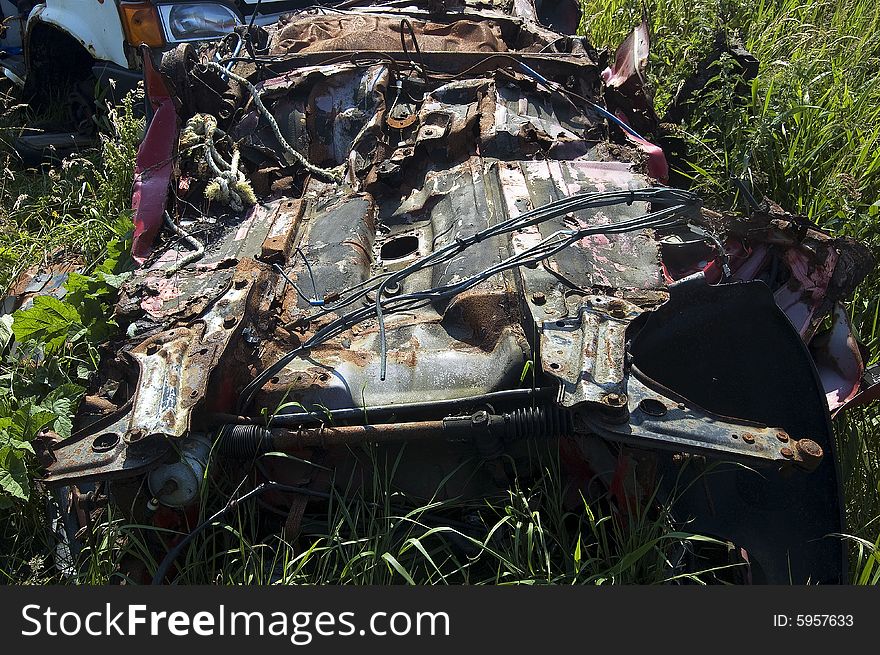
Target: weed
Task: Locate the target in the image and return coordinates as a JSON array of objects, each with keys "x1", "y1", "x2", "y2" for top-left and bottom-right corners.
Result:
[{"x1": 582, "y1": 0, "x2": 880, "y2": 573}]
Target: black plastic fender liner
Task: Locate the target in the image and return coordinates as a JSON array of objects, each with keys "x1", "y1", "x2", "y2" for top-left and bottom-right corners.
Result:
[{"x1": 629, "y1": 273, "x2": 846, "y2": 584}]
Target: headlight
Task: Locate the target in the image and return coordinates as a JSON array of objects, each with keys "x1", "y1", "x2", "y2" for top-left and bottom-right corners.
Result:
[{"x1": 158, "y1": 3, "x2": 241, "y2": 42}]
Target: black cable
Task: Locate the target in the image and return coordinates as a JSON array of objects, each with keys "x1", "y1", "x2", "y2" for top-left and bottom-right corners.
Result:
[
  {"x1": 239, "y1": 189, "x2": 701, "y2": 407},
  {"x1": 274, "y1": 263, "x2": 323, "y2": 307},
  {"x1": 295, "y1": 246, "x2": 322, "y2": 303},
  {"x1": 273, "y1": 247, "x2": 325, "y2": 306},
  {"x1": 247, "y1": 0, "x2": 264, "y2": 32},
  {"x1": 399, "y1": 18, "x2": 428, "y2": 81},
  {"x1": 244, "y1": 0, "x2": 265, "y2": 70},
  {"x1": 373, "y1": 193, "x2": 698, "y2": 378}
]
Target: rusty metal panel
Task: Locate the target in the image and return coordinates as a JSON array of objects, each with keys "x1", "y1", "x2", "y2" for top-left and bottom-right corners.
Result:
[
  {"x1": 540, "y1": 296, "x2": 639, "y2": 408},
  {"x1": 270, "y1": 14, "x2": 510, "y2": 54}
]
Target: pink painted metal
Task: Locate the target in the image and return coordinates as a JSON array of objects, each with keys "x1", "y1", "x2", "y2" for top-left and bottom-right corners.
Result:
[
  {"x1": 812, "y1": 304, "x2": 864, "y2": 414},
  {"x1": 131, "y1": 50, "x2": 179, "y2": 265}
]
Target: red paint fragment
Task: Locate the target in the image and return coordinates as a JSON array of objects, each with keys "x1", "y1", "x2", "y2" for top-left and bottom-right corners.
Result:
[
  {"x1": 624, "y1": 128, "x2": 669, "y2": 182},
  {"x1": 131, "y1": 50, "x2": 179, "y2": 265},
  {"x1": 774, "y1": 247, "x2": 838, "y2": 340}
]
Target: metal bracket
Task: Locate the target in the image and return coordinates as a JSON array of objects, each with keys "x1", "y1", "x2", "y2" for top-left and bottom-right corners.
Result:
[
  {"x1": 540, "y1": 295, "x2": 640, "y2": 409},
  {"x1": 42, "y1": 417, "x2": 170, "y2": 488},
  {"x1": 582, "y1": 374, "x2": 824, "y2": 470},
  {"x1": 44, "y1": 275, "x2": 255, "y2": 485},
  {"x1": 125, "y1": 276, "x2": 253, "y2": 443}
]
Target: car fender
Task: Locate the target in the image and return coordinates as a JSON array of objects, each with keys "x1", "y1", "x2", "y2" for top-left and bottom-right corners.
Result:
[{"x1": 27, "y1": 1, "x2": 128, "y2": 68}]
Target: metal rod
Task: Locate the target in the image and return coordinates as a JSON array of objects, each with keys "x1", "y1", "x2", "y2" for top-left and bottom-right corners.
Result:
[
  {"x1": 208, "y1": 387, "x2": 554, "y2": 428},
  {"x1": 272, "y1": 420, "x2": 449, "y2": 449}
]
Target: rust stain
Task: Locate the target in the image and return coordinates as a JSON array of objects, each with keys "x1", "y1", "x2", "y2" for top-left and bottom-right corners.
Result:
[{"x1": 271, "y1": 15, "x2": 509, "y2": 55}]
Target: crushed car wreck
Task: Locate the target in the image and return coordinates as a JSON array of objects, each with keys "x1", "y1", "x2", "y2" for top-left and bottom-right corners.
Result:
[{"x1": 37, "y1": 1, "x2": 875, "y2": 583}]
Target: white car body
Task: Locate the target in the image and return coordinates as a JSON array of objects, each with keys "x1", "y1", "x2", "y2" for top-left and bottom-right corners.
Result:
[
  {"x1": 0, "y1": 1, "x2": 299, "y2": 90},
  {"x1": 29, "y1": 1, "x2": 130, "y2": 67}
]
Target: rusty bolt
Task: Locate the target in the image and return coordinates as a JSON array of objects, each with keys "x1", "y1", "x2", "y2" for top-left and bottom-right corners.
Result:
[
  {"x1": 795, "y1": 439, "x2": 824, "y2": 464},
  {"x1": 780, "y1": 447, "x2": 794, "y2": 459},
  {"x1": 742, "y1": 433, "x2": 756, "y2": 444},
  {"x1": 603, "y1": 393, "x2": 627, "y2": 408},
  {"x1": 607, "y1": 300, "x2": 627, "y2": 318},
  {"x1": 532, "y1": 292, "x2": 546, "y2": 305},
  {"x1": 776, "y1": 431, "x2": 789, "y2": 442},
  {"x1": 607, "y1": 301, "x2": 627, "y2": 318},
  {"x1": 224, "y1": 316, "x2": 237, "y2": 329},
  {"x1": 471, "y1": 410, "x2": 490, "y2": 426}
]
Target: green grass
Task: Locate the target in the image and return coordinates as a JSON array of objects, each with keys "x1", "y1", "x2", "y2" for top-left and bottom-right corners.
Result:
[
  {"x1": 582, "y1": 0, "x2": 880, "y2": 553},
  {"x1": 0, "y1": 87, "x2": 142, "y2": 292},
  {"x1": 4, "y1": 444, "x2": 732, "y2": 585},
  {"x1": 2, "y1": 0, "x2": 880, "y2": 584}
]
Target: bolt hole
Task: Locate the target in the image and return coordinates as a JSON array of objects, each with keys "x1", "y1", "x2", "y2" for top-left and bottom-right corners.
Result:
[
  {"x1": 380, "y1": 235, "x2": 419, "y2": 261},
  {"x1": 92, "y1": 433, "x2": 120, "y2": 453},
  {"x1": 270, "y1": 376, "x2": 280, "y2": 384},
  {"x1": 555, "y1": 321, "x2": 566, "y2": 328},
  {"x1": 549, "y1": 362, "x2": 560, "y2": 370},
  {"x1": 638, "y1": 398, "x2": 667, "y2": 417}
]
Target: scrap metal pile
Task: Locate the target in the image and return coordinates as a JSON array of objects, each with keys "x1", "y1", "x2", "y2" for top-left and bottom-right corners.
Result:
[{"x1": 42, "y1": 1, "x2": 876, "y2": 583}]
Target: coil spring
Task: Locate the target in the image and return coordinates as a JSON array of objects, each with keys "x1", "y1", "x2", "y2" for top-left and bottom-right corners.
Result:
[
  {"x1": 217, "y1": 424, "x2": 273, "y2": 459},
  {"x1": 506, "y1": 405, "x2": 574, "y2": 440}
]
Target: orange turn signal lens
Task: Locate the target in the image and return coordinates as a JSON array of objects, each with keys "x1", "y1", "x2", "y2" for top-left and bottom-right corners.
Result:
[{"x1": 119, "y1": 2, "x2": 165, "y2": 48}]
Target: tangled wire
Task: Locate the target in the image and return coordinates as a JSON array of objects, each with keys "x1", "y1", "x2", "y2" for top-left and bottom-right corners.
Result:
[{"x1": 202, "y1": 61, "x2": 346, "y2": 185}]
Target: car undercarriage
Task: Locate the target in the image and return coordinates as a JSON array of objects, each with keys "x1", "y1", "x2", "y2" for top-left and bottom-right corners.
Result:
[{"x1": 36, "y1": 0, "x2": 876, "y2": 583}]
